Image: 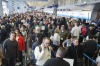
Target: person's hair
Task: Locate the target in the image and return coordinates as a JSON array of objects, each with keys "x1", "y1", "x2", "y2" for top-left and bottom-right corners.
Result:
[
  {"x1": 37, "y1": 35, "x2": 44, "y2": 44},
  {"x1": 90, "y1": 24, "x2": 95, "y2": 27},
  {"x1": 43, "y1": 37, "x2": 51, "y2": 45},
  {"x1": 88, "y1": 35, "x2": 94, "y2": 39},
  {"x1": 72, "y1": 38, "x2": 79, "y2": 43},
  {"x1": 74, "y1": 21, "x2": 78, "y2": 25},
  {"x1": 43, "y1": 37, "x2": 51, "y2": 42},
  {"x1": 57, "y1": 47, "x2": 67, "y2": 58},
  {"x1": 9, "y1": 31, "x2": 16, "y2": 36},
  {"x1": 55, "y1": 28, "x2": 60, "y2": 33},
  {"x1": 15, "y1": 28, "x2": 22, "y2": 35},
  {"x1": 15, "y1": 28, "x2": 20, "y2": 33}
]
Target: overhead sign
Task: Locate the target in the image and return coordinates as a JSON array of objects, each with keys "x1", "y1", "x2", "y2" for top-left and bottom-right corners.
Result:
[{"x1": 57, "y1": 10, "x2": 92, "y2": 20}]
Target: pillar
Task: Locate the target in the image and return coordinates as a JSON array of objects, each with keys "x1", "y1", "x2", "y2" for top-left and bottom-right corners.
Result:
[
  {"x1": 53, "y1": 0, "x2": 58, "y2": 16},
  {"x1": 0, "y1": 0, "x2": 3, "y2": 18},
  {"x1": 8, "y1": 0, "x2": 15, "y2": 15}
]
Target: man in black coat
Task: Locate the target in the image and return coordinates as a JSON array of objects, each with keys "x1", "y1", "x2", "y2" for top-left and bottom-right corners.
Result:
[
  {"x1": 5, "y1": 23, "x2": 12, "y2": 37},
  {"x1": 1, "y1": 25, "x2": 7, "y2": 43},
  {"x1": 87, "y1": 24, "x2": 97, "y2": 36},
  {"x1": 43, "y1": 47, "x2": 70, "y2": 66},
  {"x1": 67, "y1": 39, "x2": 83, "y2": 66},
  {"x1": 83, "y1": 35, "x2": 97, "y2": 66}
]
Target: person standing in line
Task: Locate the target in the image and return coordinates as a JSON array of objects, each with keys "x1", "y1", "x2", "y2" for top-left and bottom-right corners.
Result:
[
  {"x1": 3, "y1": 31, "x2": 18, "y2": 66},
  {"x1": 43, "y1": 47, "x2": 70, "y2": 66},
  {"x1": 67, "y1": 38, "x2": 83, "y2": 66},
  {"x1": 52, "y1": 28, "x2": 60, "y2": 52},
  {"x1": 15, "y1": 29, "x2": 26, "y2": 65},
  {"x1": 71, "y1": 21, "x2": 81, "y2": 39},
  {"x1": 60, "y1": 25, "x2": 68, "y2": 46},
  {"x1": 34, "y1": 37, "x2": 52, "y2": 66},
  {"x1": 83, "y1": 35, "x2": 97, "y2": 66}
]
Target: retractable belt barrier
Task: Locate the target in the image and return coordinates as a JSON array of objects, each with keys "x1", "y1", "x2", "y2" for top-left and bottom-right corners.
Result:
[
  {"x1": 83, "y1": 44, "x2": 100, "y2": 65},
  {"x1": 97, "y1": 44, "x2": 100, "y2": 47},
  {"x1": 83, "y1": 53, "x2": 97, "y2": 65}
]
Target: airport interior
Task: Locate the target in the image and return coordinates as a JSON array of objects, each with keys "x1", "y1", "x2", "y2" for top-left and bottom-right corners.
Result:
[{"x1": 1, "y1": 0, "x2": 100, "y2": 66}]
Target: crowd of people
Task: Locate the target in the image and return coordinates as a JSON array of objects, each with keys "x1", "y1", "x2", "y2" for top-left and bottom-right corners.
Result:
[{"x1": 0, "y1": 11, "x2": 100, "y2": 66}]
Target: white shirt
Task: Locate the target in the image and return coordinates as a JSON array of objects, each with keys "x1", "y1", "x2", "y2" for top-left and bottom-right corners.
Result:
[
  {"x1": 71, "y1": 26, "x2": 81, "y2": 39},
  {"x1": 22, "y1": 31, "x2": 27, "y2": 36},
  {"x1": 34, "y1": 45, "x2": 51, "y2": 66},
  {"x1": 53, "y1": 33, "x2": 60, "y2": 46}
]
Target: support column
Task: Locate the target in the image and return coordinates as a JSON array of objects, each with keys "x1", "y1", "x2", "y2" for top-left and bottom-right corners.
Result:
[
  {"x1": 53, "y1": 0, "x2": 58, "y2": 16},
  {"x1": 6, "y1": 1, "x2": 9, "y2": 16},
  {"x1": 0, "y1": 0, "x2": 3, "y2": 18},
  {"x1": 8, "y1": 0, "x2": 15, "y2": 15}
]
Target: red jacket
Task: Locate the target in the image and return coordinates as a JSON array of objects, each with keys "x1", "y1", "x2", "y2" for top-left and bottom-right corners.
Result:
[{"x1": 18, "y1": 35, "x2": 26, "y2": 51}]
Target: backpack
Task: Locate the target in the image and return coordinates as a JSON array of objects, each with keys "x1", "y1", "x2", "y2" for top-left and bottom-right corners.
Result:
[
  {"x1": 38, "y1": 45, "x2": 42, "y2": 52},
  {"x1": 81, "y1": 26, "x2": 87, "y2": 36},
  {"x1": 38, "y1": 45, "x2": 50, "y2": 52}
]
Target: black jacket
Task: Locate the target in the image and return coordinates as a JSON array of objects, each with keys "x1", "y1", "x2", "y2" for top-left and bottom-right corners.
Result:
[
  {"x1": 1, "y1": 29, "x2": 7, "y2": 42},
  {"x1": 67, "y1": 44, "x2": 83, "y2": 66},
  {"x1": 87, "y1": 28, "x2": 97, "y2": 36},
  {"x1": 3, "y1": 39, "x2": 18, "y2": 58},
  {"x1": 67, "y1": 44, "x2": 83, "y2": 60},
  {"x1": 43, "y1": 57, "x2": 70, "y2": 66},
  {"x1": 83, "y1": 40, "x2": 97, "y2": 55}
]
